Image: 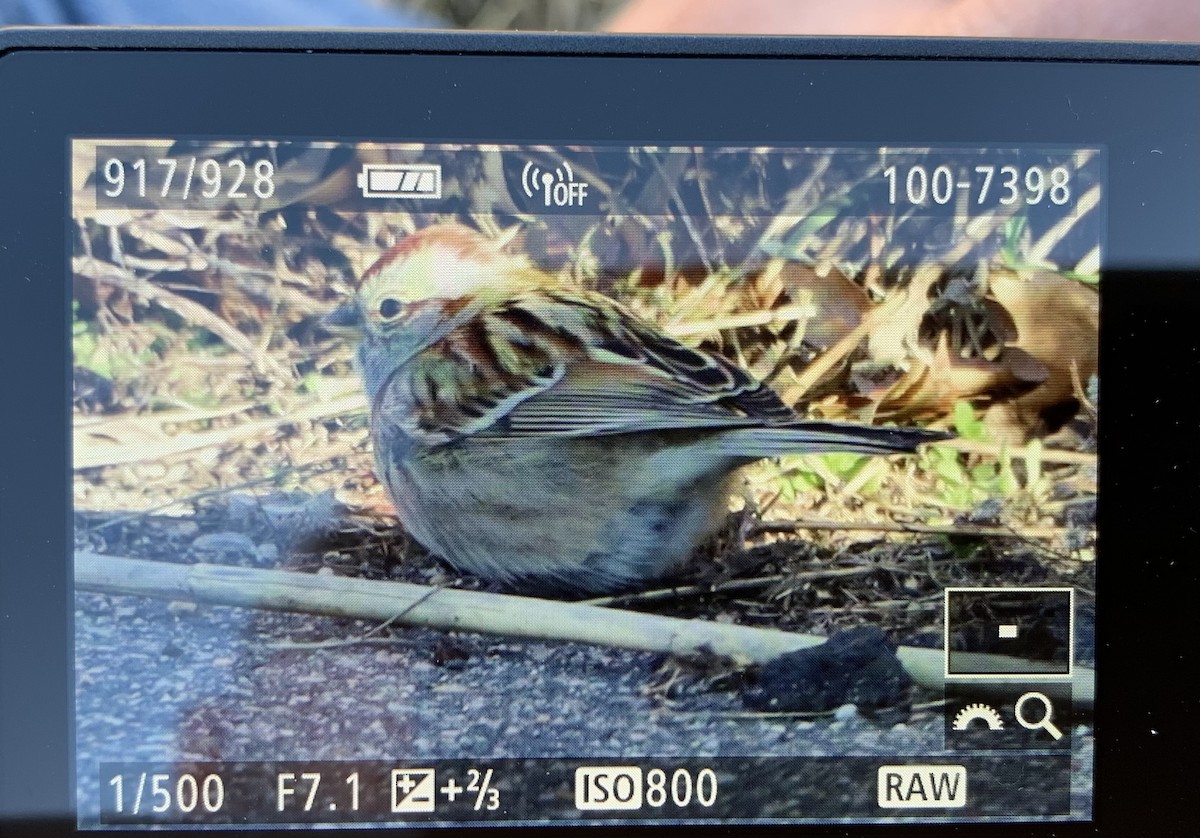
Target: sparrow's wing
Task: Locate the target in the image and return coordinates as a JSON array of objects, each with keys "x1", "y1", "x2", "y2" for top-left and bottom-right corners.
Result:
[{"x1": 382, "y1": 289, "x2": 799, "y2": 442}]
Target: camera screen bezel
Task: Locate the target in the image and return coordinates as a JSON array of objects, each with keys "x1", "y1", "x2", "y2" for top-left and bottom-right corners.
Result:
[{"x1": 1, "y1": 28, "x2": 1199, "y2": 837}]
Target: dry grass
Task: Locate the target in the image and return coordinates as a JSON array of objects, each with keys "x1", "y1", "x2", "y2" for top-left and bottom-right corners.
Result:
[{"x1": 71, "y1": 141, "x2": 1098, "y2": 644}]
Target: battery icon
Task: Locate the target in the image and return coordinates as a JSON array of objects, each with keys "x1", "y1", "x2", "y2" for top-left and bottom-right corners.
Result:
[{"x1": 357, "y1": 163, "x2": 442, "y2": 199}]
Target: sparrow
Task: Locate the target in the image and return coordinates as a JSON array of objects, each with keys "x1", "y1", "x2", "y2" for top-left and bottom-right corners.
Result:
[{"x1": 326, "y1": 224, "x2": 946, "y2": 594}]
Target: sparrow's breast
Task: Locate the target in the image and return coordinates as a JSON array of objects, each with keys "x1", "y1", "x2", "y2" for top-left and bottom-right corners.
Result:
[{"x1": 373, "y1": 430, "x2": 739, "y2": 593}]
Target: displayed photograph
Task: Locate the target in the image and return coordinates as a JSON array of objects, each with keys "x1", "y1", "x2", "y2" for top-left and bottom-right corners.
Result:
[{"x1": 71, "y1": 139, "x2": 1099, "y2": 825}]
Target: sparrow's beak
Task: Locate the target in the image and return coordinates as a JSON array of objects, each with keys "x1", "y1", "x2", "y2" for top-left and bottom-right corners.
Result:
[{"x1": 321, "y1": 300, "x2": 362, "y2": 335}]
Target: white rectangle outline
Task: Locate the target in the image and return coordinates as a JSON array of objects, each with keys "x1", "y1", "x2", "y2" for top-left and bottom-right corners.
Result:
[
  {"x1": 358, "y1": 163, "x2": 442, "y2": 199},
  {"x1": 876, "y1": 765, "x2": 968, "y2": 809},
  {"x1": 573, "y1": 766, "x2": 644, "y2": 811},
  {"x1": 943, "y1": 587, "x2": 1074, "y2": 680},
  {"x1": 389, "y1": 768, "x2": 437, "y2": 813}
]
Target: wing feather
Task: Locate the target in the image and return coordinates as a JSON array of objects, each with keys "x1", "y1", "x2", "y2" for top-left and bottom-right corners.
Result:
[{"x1": 387, "y1": 288, "x2": 798, "y2": 441}]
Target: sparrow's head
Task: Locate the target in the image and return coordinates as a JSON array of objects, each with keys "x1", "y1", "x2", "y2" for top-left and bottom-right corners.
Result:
[{"x1": 324, "y1": 223, "x2": 537, "y2": 400}]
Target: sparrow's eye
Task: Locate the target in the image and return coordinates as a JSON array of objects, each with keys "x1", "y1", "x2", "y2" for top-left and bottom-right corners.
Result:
[{"x1": 377, "y1": 298, "x2": 403, "y2": 319}]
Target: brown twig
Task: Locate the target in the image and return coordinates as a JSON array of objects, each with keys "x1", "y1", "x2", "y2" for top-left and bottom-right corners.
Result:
[
  {"x1": 581, "y1": 564, "x2": 879, "y2": 608},
  {"x1": 74, "y1": 393, "x2": 367, "y2": 469},
  {"x1": 751, "y1": 517, "x2": 1067, "y2": 541},
  {"x1": 780, "y1": 289, "x2": 909, "y2": 403},
  {"x1": 75, "y1": 552, "x2": 1093, "y2": 706},
  {"x1": 666, "y1": 302, "x2": 817, "y2": 339},
  {"x1": 934, "y1": 436, "x2": 1095, "y2": 466},
  {"x1": 73, "y1": 255, "x2": 290, "y2": 381}
]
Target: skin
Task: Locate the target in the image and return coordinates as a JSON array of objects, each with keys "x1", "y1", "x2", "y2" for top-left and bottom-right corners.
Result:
[{"x1": 605, "y1": 0, "x2": 1200, "y2": 41}]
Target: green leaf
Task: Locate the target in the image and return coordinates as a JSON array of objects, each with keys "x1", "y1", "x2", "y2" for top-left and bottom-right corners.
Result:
[
  {"x1": 998, "y1": 455, "x2": 1019, "y2": 496},
  {"x1": 934, "y1": 454, "x2": 968, "y2": 486},
  {"x1": 952, "y1": 400, "x2": 987, "y2": 441},
  {"x1": 970, "y1": 462, "x2": 999, "y2": 485},
  {"x1": 789, "y1": 470, "x2": 824, "y2": 493},
  {"x1": 1023, "y1": 439, "x2": 1044, "y2": 488},
  {"x1": 823, "y1": 451, "x2": 869, "y2": 480}
]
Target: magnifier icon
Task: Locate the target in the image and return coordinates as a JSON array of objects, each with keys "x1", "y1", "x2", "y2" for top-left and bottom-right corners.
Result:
[{"x1": 1014, "y1": 691, "x2": 1064, "y2": 741}]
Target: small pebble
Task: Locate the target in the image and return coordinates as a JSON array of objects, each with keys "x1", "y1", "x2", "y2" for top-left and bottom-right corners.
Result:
[
  {"x1": 833, "y1": 703, "x2": 859, "y2": 723},
  {"x1": 191, "y1": 532, "x2": 257, "y2": 556}
]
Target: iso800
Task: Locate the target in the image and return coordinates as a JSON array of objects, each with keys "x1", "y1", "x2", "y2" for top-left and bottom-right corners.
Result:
[
  {"x1": 574, "y1": 766, "x2": 718, "y2": 812},
  {"x1": 882, "y1": 163, "x2": 1072, "y2": 207}
]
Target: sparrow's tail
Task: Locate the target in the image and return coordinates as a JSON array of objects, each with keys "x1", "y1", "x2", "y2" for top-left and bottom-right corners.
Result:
[{"x1": 714, "y1": 421, "x2": 951, "y2": 459}]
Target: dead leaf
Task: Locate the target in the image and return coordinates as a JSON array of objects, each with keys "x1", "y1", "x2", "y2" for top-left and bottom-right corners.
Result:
[
  {"x1": 872, "y1": 334, "x2": 1034, "y2": 423},
  {"x1": 985, "y1": 269, "x2": 1098, "y2": 440},
  {"x1": 780, "y1": 263, "x2": 870, "y2": 350}
]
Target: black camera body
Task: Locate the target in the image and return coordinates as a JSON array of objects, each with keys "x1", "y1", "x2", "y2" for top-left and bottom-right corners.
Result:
[{"x1": 1, "y1": 28, "x2": 1198, "y2": 837}]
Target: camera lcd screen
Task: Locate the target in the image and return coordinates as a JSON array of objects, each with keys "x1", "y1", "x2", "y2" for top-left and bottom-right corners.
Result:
[{"x1": 70, "y1": 137, "x2": 1099, "y2": 827}]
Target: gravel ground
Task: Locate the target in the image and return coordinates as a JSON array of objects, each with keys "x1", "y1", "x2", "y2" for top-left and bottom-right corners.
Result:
[{"x1": 74, "y1": 588, "x2": 1093, "y2": 826}]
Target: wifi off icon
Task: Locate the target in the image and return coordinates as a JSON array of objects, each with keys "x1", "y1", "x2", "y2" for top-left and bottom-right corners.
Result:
[{"x1": 521, "y1": 160, "x2": 590, "y2": 207}]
